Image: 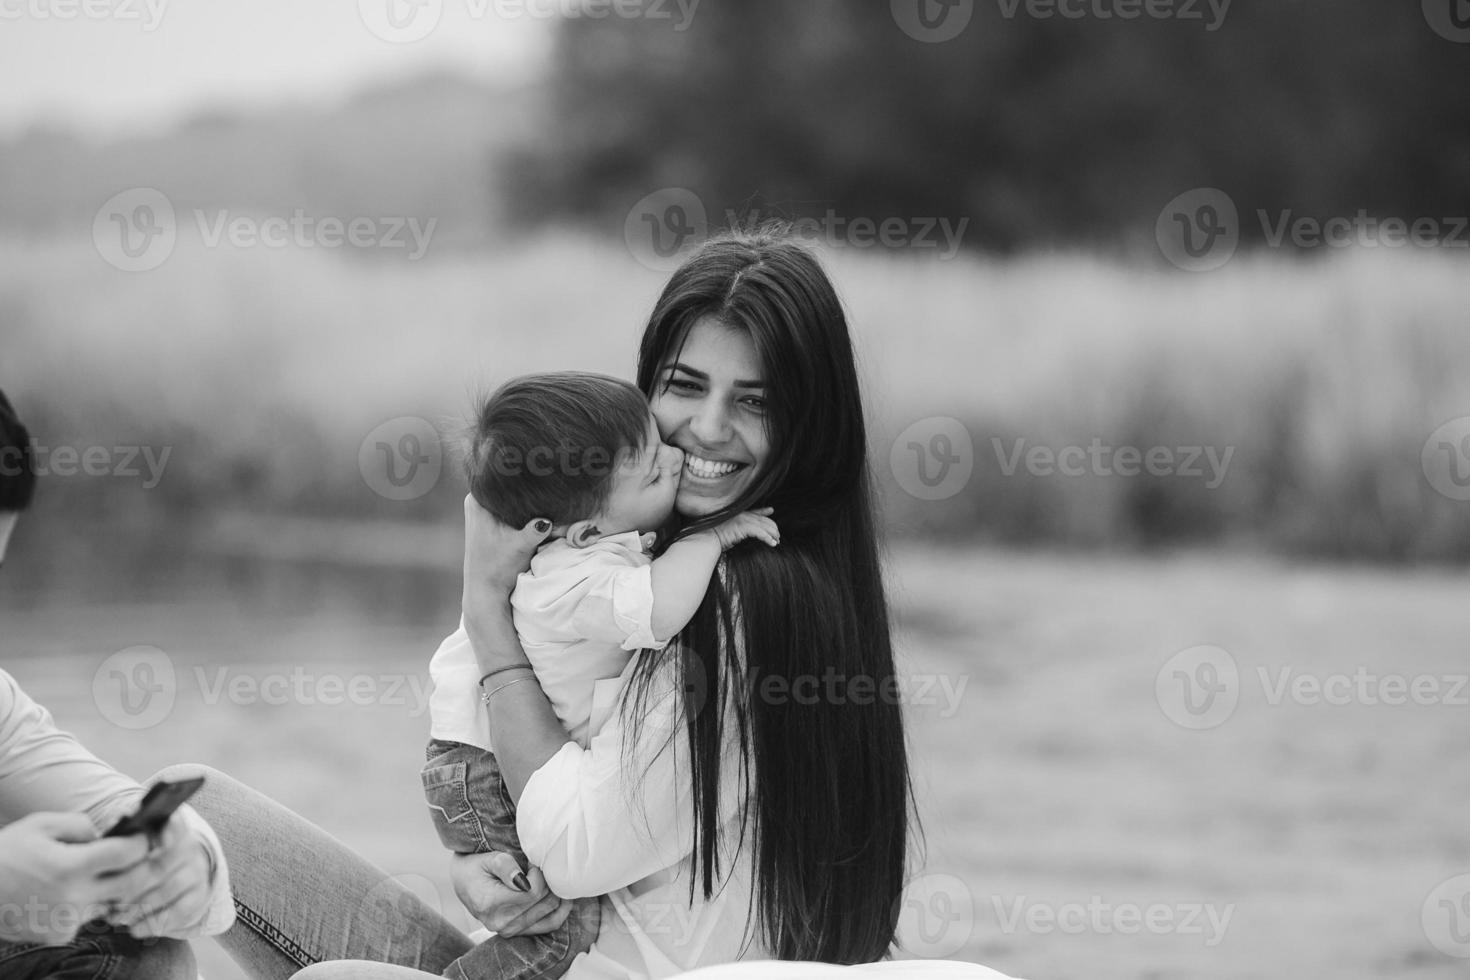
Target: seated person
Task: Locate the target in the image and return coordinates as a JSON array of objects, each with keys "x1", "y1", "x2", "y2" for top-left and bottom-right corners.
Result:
[{"x1": 0, "y1": 387, "x2": 235, "y2": 980}]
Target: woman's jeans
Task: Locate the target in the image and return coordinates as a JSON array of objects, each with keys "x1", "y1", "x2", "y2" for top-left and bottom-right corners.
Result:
[
  {"x1": 151, "y1": 763, "x2": 474, "y2": 980},
  {"x1": 0, "y1": 924, "x2": 195, "y2": 980}
]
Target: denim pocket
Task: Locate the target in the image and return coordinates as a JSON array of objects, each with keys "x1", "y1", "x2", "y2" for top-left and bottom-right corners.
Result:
[{"x1": 421, "y1": 760, "x2": 487, "y2": 854}]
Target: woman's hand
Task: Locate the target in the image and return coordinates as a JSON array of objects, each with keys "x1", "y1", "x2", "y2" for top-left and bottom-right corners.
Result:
[
  {"x1": 461, "y1": 496, "x2": 553, "y2": 669},
  {"x1": 449, "y1": 851, "x2": 574, "y2": 938}
]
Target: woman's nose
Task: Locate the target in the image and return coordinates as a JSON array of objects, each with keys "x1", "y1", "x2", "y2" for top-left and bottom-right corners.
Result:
[{"x1": 688, "y1": 400, "x2": 731, "y2": 444}]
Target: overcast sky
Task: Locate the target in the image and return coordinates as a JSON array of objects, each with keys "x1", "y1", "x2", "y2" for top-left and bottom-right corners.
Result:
[{"x1": 0, "y1": 0, "x2": 552, "y2": 136}]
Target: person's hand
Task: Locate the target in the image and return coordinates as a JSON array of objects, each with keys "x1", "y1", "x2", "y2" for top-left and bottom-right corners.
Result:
[
  {"x1": 707, "y1": 508, "x2": 779, "y2": 551},
  {"x1": 0, "y1": 812, "x2": 150, "y2": 945},
  {"x1": 462, "y1": 495, "x2": 553, "y2": 599},
  {"x1": 449, "y1": 851, "x2": 574, "y2": 938},
  {"x1": 461, "y1": 495, "x2": 553, "y2": 667},
  {"x1": 104, "y1": 816, "x2": 214, "y2": 939}
]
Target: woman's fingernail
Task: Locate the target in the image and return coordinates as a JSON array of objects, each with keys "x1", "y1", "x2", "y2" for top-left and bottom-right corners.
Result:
[
  {"x1": 533, "y1": 519, "x2": 551, "y2": 534},
  {"x1": 512, "y1": 872, "x2": 531, "y2": 892}
]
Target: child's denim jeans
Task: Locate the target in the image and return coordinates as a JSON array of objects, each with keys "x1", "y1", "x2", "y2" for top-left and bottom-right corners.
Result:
[{"x1": 421, "y1": 738, "x2": 600, "y2": 980}]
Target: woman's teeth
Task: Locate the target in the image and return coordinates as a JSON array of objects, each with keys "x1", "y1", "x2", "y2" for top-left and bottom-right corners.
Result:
[{"x1": 685, "y1": 454, "x2": 742, "y2": 479}]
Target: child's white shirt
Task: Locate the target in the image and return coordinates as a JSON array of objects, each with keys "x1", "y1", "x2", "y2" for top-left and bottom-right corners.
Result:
[{"x1": 428, "y1": 530, "x2": 668, "y2": 751}]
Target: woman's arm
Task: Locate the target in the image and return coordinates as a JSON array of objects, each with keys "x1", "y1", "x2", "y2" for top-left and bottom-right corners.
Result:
[{"x1": 459, "y1": 497, "x2": 568, "y2": 801}]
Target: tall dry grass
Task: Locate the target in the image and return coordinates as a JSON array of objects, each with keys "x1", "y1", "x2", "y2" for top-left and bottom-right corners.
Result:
[{"x1": 3, "y1": 233, "x2": 1468, "y2": 560}]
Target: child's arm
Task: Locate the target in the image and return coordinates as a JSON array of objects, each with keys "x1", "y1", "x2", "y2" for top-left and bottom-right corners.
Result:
[{"x1": 648, "y1": 510, "x2": 780, "y2": 642}]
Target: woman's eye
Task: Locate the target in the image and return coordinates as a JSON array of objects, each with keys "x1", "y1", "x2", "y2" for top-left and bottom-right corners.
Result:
[
  {"x1": 741, "y1": 397, "x2": 768, "y2": 411},
  {"x1": 666, "y1": 379, "x2": 700, "y2": 394}
]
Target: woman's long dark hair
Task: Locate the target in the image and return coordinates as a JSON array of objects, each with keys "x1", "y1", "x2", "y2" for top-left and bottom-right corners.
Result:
[{"x1": 626, "y1": 227, "x2": 914, "y2": 964}]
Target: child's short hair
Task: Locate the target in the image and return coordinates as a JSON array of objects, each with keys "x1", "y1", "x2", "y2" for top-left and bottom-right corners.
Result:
[{"x1": 466, "y1": 372, "x2": 651, "y2": 529}]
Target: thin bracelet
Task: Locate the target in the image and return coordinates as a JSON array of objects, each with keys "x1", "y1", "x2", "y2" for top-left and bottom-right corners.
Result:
[
  {"x1": 478, "y1": 664, "x2": 535, "y2": 688},
  {"x1": 480, "y1": 675, "x2": 537, "y2": 704}
]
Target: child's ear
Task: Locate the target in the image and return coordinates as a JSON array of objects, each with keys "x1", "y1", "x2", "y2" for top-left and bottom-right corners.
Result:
[{"x1": 565, "y1": 520, "x2": 603, "y2": 549}]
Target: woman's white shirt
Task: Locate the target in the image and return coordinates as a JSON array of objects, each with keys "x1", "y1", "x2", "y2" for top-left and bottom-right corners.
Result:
[{"x1": 515, "y1": 651, "x2": 762, "y2": 979}]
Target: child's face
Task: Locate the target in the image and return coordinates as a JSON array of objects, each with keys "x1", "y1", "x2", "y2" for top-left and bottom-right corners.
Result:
[{"x1": 590, "y1": 413, "x2": 684, "y2": 539}]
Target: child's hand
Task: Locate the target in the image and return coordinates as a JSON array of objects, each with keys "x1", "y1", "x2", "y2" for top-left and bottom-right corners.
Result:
[{"x1": 710, "y1": 509, "x2": 780, "y2": 550}]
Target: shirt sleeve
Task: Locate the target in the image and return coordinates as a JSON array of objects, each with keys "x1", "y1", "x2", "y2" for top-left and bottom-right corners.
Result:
[
  {"x1": 0, "y1": 670, "x2": 235, "y2": 937},
  {"x1": 522, "y1": 561, "x2": 670, "y2": 653},
  {"x1": 515, "y1": 652, "x2": 745, "y2": 899}
]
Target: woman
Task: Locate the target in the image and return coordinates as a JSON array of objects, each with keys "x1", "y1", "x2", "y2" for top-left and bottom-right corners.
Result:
[{"x1": 171, "y1": 230, "x2": 1006, "y2": 978}]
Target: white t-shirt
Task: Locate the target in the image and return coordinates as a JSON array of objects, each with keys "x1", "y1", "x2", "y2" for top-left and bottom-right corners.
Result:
[{"x1": 428, "y1": 531, "x2": 667, "y2": 750}]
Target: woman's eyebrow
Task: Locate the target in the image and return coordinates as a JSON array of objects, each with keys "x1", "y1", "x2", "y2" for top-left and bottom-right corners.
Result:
[{"x1": 664, "y1": 363, "x2": 766, "y2": 389}]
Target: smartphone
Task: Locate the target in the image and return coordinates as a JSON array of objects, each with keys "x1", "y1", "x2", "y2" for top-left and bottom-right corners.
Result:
[{"x1": 102, "y1": 776, "x2": 204, "y2": 840}]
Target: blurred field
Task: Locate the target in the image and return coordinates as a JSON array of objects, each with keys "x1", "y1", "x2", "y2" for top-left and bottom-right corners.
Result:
[
  {"x1": 3, "y1": 234, "x2": 1470, "y2": 560},
  {"x1": 1, "y1": 541, "x2": 1465, "y2": 980}
]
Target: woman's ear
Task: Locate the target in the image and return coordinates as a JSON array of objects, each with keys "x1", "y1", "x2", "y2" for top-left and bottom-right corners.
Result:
[{"x1": 565, "y1": 520, "x2": 602, "y2": 549}]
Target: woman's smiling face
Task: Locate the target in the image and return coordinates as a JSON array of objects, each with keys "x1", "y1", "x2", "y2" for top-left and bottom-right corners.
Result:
[{"x1": 651, "y1": 316, "x2": 772, "y2": 518}]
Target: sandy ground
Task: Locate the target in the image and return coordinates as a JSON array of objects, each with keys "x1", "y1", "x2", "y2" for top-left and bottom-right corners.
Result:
[{"x1": 3, "y1": 544, "x2": 1467, "y2": 980}]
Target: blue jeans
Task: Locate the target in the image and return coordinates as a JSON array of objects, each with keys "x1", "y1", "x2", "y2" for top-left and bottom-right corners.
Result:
[
  {"x1": 151, "y1": 763, "x2": 474, "y2": 980},
  {"x1": 421, "y1": 739, "x2": 599, "y2": 980},
  {"x1": 0, "y1": 922, "x2": 195, "y2": 980}
]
